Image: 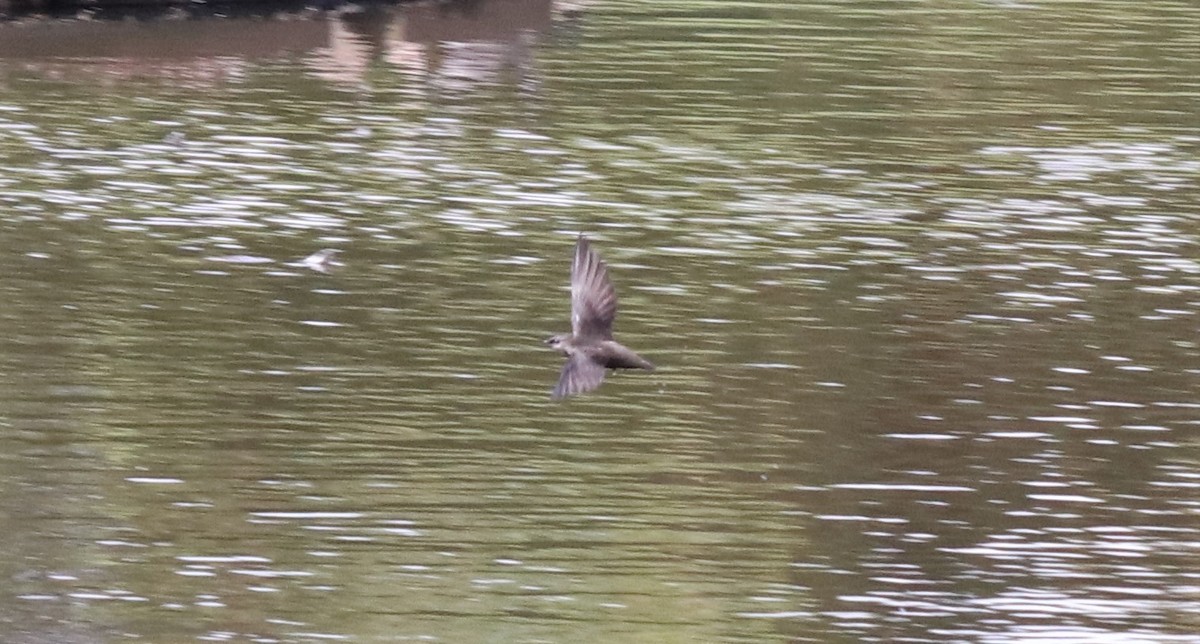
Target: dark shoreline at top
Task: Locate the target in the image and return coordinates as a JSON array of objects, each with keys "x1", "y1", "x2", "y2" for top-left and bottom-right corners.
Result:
[{"x1": 0, "y1": 0, "x2": 433, "y2": 22}]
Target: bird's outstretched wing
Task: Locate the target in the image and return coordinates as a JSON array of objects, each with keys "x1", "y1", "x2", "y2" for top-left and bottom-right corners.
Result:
[
  {"x1": 570, "y1": 234, "x2": 618, "y2": 341},
  {"x1": 552, "y1": 353, "x2": 607, "y2": 399}
]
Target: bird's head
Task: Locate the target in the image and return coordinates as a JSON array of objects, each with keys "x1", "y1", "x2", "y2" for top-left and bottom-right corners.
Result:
[{"x1": 544, "y1": 334, "x2": 566, "y2": 350}]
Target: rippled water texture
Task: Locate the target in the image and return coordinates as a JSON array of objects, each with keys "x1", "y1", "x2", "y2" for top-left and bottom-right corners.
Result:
[{"x1": 1, "y1": 0, "x2": 1198, "y2": 641}]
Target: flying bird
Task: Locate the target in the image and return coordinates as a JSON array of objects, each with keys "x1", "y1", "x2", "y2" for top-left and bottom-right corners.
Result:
[
  {"x1": 545, "y1": 234, "x2": 654, "y2": 399},
  {"x1": 301, "y1": 248, "x2": 342, "y2": 274}
]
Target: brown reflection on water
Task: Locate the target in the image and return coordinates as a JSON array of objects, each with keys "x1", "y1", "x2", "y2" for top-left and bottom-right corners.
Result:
[{"x1": 0, "y1": 0, "x2": 553, "y2": 90}]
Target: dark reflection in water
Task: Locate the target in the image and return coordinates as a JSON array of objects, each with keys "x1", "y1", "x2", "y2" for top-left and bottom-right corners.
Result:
[
  {"x1": 0, "y1": 0, "x2": 551, "y2": 92},
  {"x1": 1, "y1": 0, "x2": 1199, "y2": 642}
]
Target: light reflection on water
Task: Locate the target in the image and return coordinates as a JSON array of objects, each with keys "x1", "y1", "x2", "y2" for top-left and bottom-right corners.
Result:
[{"x1": 2, "y1": 0, "x2": 1199, "y2": 642}]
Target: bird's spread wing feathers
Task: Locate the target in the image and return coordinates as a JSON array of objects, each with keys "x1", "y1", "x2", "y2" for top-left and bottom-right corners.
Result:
[
  {"x1": 552, "y1": 353, "x2": 607, "y2": 399},
  {"x1": 570, "y1": 234, "x2": 618, "y2": 340}
]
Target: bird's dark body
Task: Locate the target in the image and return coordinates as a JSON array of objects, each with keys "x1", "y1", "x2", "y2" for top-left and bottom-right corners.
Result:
[{"x1": 553, "y1": 340, "x2": 654, "y2": 371}]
